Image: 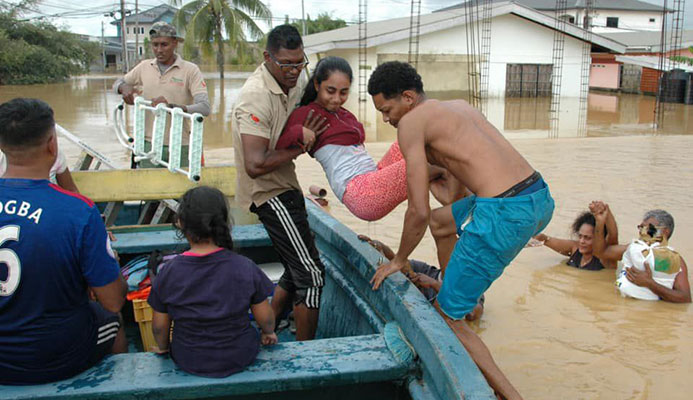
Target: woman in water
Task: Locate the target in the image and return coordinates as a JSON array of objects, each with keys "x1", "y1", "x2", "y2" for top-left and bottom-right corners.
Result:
[
  {"x1": 534, "y1": 201, "x2": 619, "y2": 270},
  {"x1": 276, "y1": 56, "x2": 441, "y2": 221}
]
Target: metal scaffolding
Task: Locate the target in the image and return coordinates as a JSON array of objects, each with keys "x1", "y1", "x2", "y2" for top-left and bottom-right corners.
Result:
[
  {"x1": 549, "y1": 0, "x2": 568, "y2": 138},
  {"x1": 408, "y1": 0, "x2": 422, "y2": 68},
  {"x1": 670, "y1": 0, "x2": 686, "y2": 60},
  {"x1": 655, "y1": 0, "x2": 686, "y2": 129},
  {"x1": 577, "y1": 0, "x2": 593, "y2": 137},
  {"x1": 479, "y1": 0, "x2": 493, "y2": 116},
  {"x1": 463, "y1": 0, "x2": 482, "y2": 109},
  {"x1": 358, "y1": 0, "x2": 368, "y2": 123}
]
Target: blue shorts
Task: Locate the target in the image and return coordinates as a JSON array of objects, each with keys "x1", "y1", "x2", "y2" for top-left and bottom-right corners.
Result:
[{"x1": 437, "y1": 179, "x2": 554, "y2": 320}]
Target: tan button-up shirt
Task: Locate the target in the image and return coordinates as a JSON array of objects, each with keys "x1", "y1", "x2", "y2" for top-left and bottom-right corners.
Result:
[
  {"x1": 123, "y1": 55, "x2": 207, "y2": 141},
  {"x1": 232, "y1": 63, "x2": 308, "y2": 209}
]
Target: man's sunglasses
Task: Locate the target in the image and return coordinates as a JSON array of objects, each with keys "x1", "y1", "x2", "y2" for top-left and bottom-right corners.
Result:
[{"x1": 268, "y1": 52, "x2": 310, "y2": 73}]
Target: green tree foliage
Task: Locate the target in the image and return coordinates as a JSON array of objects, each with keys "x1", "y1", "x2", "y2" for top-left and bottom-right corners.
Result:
[
  {"x1": 170, "y1": 0, "x2": 271, "y2": 79},
  {"x1": 0, "y1": 6, "x2": 100, "y2": 85},
  {"x1": 290, "y1": 12, "x2": 347, "y2": 35},
  {"x1": 670, "y1": 47, "x2": 693, "y2": 66}
]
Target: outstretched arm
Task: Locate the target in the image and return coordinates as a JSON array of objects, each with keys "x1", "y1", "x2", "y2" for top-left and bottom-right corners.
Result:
[
  {"x1": 534, "y1": 233, "x2": 577, "y2": 256},
  {"x1": 358, "y1": 234, "x2": 396, "y2": 261},
  {"x1": 371, "y1": 113, "x2": 429, "y2": 290}
]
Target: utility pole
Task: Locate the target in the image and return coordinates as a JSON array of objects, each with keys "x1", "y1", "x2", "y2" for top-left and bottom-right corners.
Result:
[
  {"x1": 135, "y1": 0, "x2": 140, "y2": 62},
  {"x1": 120, "y1": 0, "x2": 128, "y2": 73},
  {"x1": 267, "y1": 1, "x2": 272, "y2": 29},
  {"x1": 301, "y1": 0, "x2": 306, "y2": 35},
  {"x1": 101, "y1": 20, "x2": 106, "y2": 71}
]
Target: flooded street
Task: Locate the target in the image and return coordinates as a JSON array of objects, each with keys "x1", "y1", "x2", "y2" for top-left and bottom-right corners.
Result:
[{"x1": 1, "y1": 77, "x2": 692, "y2": 399}]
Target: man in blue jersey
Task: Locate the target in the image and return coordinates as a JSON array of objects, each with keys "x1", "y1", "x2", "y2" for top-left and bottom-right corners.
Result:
[{"x1": 0, "y1": 98, "x2": 127, "y2": 385}]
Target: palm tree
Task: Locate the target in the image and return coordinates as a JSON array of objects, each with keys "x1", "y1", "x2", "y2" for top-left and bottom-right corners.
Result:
[{"x1": 170, "y1": 0, "x2": 271, "y2": 79}]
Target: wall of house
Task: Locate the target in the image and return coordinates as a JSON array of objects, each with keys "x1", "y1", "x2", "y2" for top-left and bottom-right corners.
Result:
[
  {"x1": 546, "y1": 9, "x2": 662, "y2": 32},
  {"x1": 487, "y1": 14, "x2": 585, "y2": 97},
  {"x1": 621, "y1": 64, "x2": 643, "y2": 93},
  {"x1": 589, "y1": 10, "x2": 662, "y2": 32},
  {"x1": 666, "y1": 47, "x2": 693, "y2": 58},
  {"x1": 124, "y1": 23, "x2": 152, "y2": 57},
  {"x1": 641, "y1": 67, "x2": 661, "y2": 93},
  {"x1": 590, "y1": 63, "x2": 620, "y2": 89},
  {"x1": 374, "y1": 14, "x2": 586, "y2": 97},
  {"x1": 313, "y1": 14, "x2": 592, "y2": 139},
  {"x1": 125, "y1": 24, "x2": 149, "y2": 43}
]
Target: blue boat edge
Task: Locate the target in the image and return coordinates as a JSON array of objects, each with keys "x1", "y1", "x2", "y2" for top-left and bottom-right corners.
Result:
[{"x1": 305, "y1": 200, "x2": 496, "y2": 400}]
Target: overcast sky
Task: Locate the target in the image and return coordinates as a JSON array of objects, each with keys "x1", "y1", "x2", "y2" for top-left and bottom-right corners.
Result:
[{"x1": 7, "y1": 0, "x2": 692, "y2": 38}]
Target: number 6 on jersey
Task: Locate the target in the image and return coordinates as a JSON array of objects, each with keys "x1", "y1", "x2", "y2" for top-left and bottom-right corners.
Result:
[{"x1": 0, "y1": 225, "x2": 21, "y2": 296}]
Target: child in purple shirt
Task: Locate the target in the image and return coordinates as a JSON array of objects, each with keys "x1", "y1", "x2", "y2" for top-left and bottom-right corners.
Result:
[{"x1": 147, "y1": 186, "x2": 277, "y2": 378}]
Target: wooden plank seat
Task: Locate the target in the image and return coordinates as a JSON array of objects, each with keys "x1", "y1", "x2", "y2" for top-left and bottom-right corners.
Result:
[
  {"x1": 110, "y1": 224, "x2": 272, "y2": 254},
  {"x1": 71, "y1": 166, "x2": 237, "y2": 203},
  {"x1": 2, "y1": 334, "x2": 412, "y2": 400}
]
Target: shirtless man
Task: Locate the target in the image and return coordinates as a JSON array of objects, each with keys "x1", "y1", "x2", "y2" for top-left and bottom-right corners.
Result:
[{"x1": 368, "y1": 61, "x2": 554, "y2": 400}]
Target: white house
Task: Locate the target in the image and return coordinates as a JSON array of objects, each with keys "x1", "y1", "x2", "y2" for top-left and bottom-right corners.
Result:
[
  {"x1": 111, "y1": 4, "x2": 178, "y2": 58},
  {"x1": 303, "y1": 1, "x2": 625, "y2": 139},
  {"x1": 440, "y1": 0, "x2": 670, "y2": 33}
]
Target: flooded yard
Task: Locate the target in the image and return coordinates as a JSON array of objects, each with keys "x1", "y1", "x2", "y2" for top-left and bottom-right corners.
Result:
[{"x1": 1, "y1": 76, "x2": 692, "y2": 399}]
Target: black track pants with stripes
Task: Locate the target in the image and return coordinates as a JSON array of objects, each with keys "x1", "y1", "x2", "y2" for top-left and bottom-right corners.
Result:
[{"x1": 251, "y1": 190, "x2": 325, "y2": 309}]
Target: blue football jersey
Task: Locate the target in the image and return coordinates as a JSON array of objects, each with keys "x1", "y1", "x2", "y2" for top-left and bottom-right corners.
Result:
[{"x1": 0, "y1": 178, "x2": 120, "y2": 384}]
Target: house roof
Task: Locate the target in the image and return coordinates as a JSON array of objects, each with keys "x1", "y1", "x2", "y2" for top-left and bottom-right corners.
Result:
[
  {"x1": 601, "y1": 30, "x2": 693, "y2": 52},
  {"x1": 303, "y1": 1, "x2": 626, "y2": 55},
  {"x1": 438, "y1": 0, "x2": 668, "y2": 13},
  {"x1": 615, "y1": 55, "x2": 693, "y2": 72},
  {"x1": 110, "y1": 4, "x2": 178, "y2": 25}
]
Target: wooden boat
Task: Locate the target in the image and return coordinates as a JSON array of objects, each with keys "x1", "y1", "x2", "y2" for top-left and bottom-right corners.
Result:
[{"x1": 3, "y1": 165, "x2": 496, "y2": 400}]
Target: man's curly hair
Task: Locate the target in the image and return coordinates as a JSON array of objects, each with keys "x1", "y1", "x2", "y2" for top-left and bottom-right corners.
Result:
[{"x1": 368, "y1": 61, "x2": 424, "y2": 99}]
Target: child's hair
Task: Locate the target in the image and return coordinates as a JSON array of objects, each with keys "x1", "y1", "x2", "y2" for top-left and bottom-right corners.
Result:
[
  {"x1": 300, "y1": 56, "x2": 353, "y2": 106},
  {"x1": 174, "y1": 186, "x2": 233, "y2": 250}
]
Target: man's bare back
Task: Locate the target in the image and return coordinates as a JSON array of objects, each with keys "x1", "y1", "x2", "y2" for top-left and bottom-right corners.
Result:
[
  {"x1": 367, "y1": 61, "x2": 554, "y2": 400},
  {"x1": 401, "y1": 99, "x2": 534, "y2": 198}
]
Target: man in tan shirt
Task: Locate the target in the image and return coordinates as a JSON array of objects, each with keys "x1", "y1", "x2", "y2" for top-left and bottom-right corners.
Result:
[
  {"x1": 232, "y1": 25, "x2": 327, "y2": 341},
  {"x1": 114, "y1": 22, "x2": 209, "y2": 167}
]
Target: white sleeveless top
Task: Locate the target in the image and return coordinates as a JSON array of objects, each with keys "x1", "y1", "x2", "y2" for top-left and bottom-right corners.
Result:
[
  {"x1": 313, "y1": 144, "x2": 377, "y2": 201},
  {"x1": 616, "y1": 239, "x2": 682, "y2": 300}
]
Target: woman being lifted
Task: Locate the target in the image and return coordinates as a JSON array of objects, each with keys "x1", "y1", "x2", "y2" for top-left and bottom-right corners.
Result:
[{"x1": 277, "y1": 56, "x2": 442, "y2": 221}]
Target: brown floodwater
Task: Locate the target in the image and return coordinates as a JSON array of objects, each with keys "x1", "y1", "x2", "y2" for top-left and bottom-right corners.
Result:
[{"x1": 1, "y1": 77, "x2": 692, "y2": 399}]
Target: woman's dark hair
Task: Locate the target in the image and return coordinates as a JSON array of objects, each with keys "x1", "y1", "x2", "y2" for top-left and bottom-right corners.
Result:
[
  {"x1": 174, "y1": 186, "x2": 233, "y2": 250},
  {"x1": 300, "y1": 56, "x2": 353, "y2": 106},
  {"x1": 572, "y1": 211, "x2": 607, "y2": 237},
  {"x1": 368, "y1": 61, "x2": 424, "y2": 99}
]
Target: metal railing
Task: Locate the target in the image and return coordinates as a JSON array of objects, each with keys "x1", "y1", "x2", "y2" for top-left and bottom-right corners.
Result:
[{"x1": 113, "y1": 97, "x2": 204, "y2": 181}]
